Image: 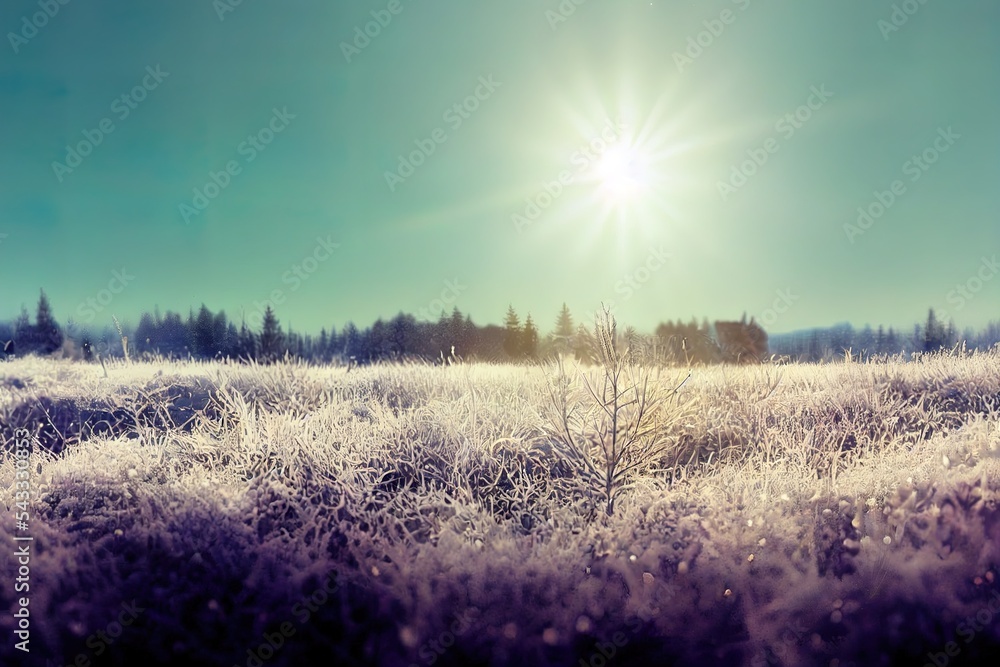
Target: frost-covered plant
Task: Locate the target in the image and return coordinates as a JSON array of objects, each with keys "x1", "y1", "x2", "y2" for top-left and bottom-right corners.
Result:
[
  {"x1": 542, "y1": 307, "x2": 694, "y2": 516},
  {"x1": 112, "y1": 314, "x2": 130, "y2": 364}
]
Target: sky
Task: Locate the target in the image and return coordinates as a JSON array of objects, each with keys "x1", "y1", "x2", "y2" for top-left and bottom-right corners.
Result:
[{"x1": 1, "y1": 0, "x2": 998, "y2": 337}]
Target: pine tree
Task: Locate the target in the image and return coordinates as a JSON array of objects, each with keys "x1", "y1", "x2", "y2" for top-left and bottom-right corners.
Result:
[
  {"x1": 553, "y1": 303, "x2": 574, "y2": 354},
  {"x1": 389, "y1": 312, "x2": 417, "y2": 357},
  {"x1": 160, "y1": 312, "x2": 188, "y2": 358},
  {"x1": 193, "y1": 304, "x2": 215, "y2": 358},
  {"x1": 135, "y1": 312, "x2": 157, "y2": 356},
  {"x1": 367, "y1": 318, "x2": 387, "y2": 360},
  {"x1": 341, "y1": 322, "x2": 360, "y2": 361},
  {"x1": 909, "y1": 324, "x2": 921, "y2": 354},
  {"x1": 886, "y1": 327, "x2": 899, "y2": 354},
  {"x1": 944, "y1": 320, "x2": 957, "y2": 349},
  {"x1": 33, "y1": 290, "x2": 63, "y2": 354},
  {"x1": 318, "y1": 328, "x2": 329, "y2": 362},
  {"x1": 573, "y1": 322, "x2": 594, "y2": 362},
  {"x1": 503, "y1": 305, "x2": 521, "y2": 359},
  {"x1": 213, "y1": 312, "x2": 229, "y2": 357},
  {"x1": 448, "y1": 307, "x2": 465, "y2": 354},
  {"x1": 224, "y1": 322, "x2": 238, "y2": 359},
  {"x1": 924, "y1": 309, "x2": 946, "y2": 351},
  {"x1": 285, "y1": 326, "x2": 302, "y2": 359},
  {"x1": 326, "y1": 326, "x2": 339, "y2": 360},
  {"x1": 12, "y1": 305, "x2": 31, "y2": 355},
  {"x1": 521, "y1": 314, "x2": 538, "y2": 359},
  {"x1": 463, "y1": 315, "x2": 475, "y2": 357},
  {"x1": 258, "y1": 306, "x2": 283, "y2": 363},
  {"x1": 237, "y1": 321, "x2": 257, "y2": 361}
]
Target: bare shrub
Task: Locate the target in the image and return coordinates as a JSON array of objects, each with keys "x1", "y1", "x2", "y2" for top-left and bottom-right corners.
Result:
[{"x1": 541, "y1": 307, "x2": 696, "y2": 516}]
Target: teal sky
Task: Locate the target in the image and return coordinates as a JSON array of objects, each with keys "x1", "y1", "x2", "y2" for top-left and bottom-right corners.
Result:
[{"x1": 1, "y1": 0, "x2": 997, "y2": 336}]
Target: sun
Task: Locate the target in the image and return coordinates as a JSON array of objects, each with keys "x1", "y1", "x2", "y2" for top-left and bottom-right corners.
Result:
[
  {"x1": 514, "y1": 71, "x2": 719, "y2": 251},
  {"x1": 594, "y1": 142, "x2": 649, "y2": 202}
]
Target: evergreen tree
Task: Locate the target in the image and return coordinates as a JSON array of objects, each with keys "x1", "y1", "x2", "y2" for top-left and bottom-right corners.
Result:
[
  {"x1": 943, "y1": 318, "x2": 957, "y2": 350},
  {"x1": 857, "y1": 325, "x2": 875, "y2": 359},
  {"x1": 553, "y1": 303, "x2": 574, "y2": 354},
  {"x1": 829, "y1": 323, "x2": 855, "y2": 357},
  {"x1": 886, "y1": 327, "x2": 899, "y2": 354},
  {"x1": 923, "y1": 309, "x2": 947, "y2": 351},
  {"x1": 258, "y1": 306, "x2": 283, "y2": 363},
  {"x1": 389, "y1": 312, "x2": 418, "y2": 357},
  {"x1": 521, "y1": 314, "x2": 538, "y2": 359},
  {"x1": 224, "y1": 322, "x2": 238, "y2": 359},
  {"x1": 463, "y1": 314, "x2": 476, "y2": 358},
  {"x1": 186, "y1": 308, "x2": 196, "y2": 349},
  {"x1": 236, "y1": 321, "x2": 257, "y2": 361},
  {"x1": 12, "y1": 305, "x2": 31, "y2": 355},
  {"x1": 368, "y1": 318, "x2": 388, "y2": 360},
  {"x1": 573, "y1": 322, "x2": 594, "y2": 362},
  {"x1": 327, "y1": 326, "x2": 340, "y2": 360},
  {"x1": 159, "y1": 311, "x2": 189, "y2": 358},
  {"x1": 135, "y1": 312, "x2": 157, "y2": 356},
  {"x1": 448, "y1": 307, "x2": 466, "y2": 355},
  {"x1": 285, "y1": 326, "x2": 303, "y2": 359},
  {"x1": 341, "y1": 322, "x2": 360, "y2": 361},
  {"x1": 1, "y1": 320, "x2": 13, "y2": 357},
  {"x1": 193, "y1": 304, "x2": 216, "y2": 358},
  {"x1": 502, "y1": 305, "x2": 521, "y2": 359},
  {"x1": 909, "y1": 324, "x2": 921, "y2": 353},
  {"x1": 33, "y1": 289, "x2": 62, "y2": 354},
  {"x1": 318, "y1": 328, "x2": 329, "y2": 362},
  {"x1": 213, "y1": 312, "x2": 229, "y2": 357}
]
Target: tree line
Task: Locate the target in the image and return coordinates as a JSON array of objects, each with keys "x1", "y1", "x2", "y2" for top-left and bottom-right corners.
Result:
[
  {"x1": 769, "y1": 308, "x2": 1000, "y2": 361},
  {"x1": 2, "y1": 291, "x2": 998, "y2": 366}
]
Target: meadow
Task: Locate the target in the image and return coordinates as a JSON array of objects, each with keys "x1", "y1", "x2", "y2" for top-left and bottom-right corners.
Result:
[{"x1": 2, "y1": 341, "x2": 999, "y2": 666}]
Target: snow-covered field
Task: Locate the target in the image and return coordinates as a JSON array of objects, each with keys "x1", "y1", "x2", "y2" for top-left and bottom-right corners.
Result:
[{"x1": 2, "y1": 352, "x2": 999, "y2": 666}]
